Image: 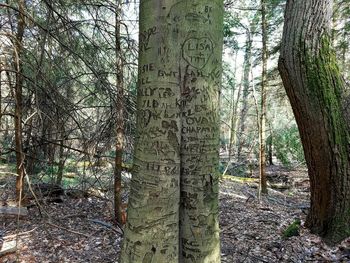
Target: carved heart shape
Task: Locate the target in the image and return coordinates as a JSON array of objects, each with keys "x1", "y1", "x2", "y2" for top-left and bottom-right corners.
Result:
[{"x1": 182, "y1": 37, "x2": 214, "y2": 69}]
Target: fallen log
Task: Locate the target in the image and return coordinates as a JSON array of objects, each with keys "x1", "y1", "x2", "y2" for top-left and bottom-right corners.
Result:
[{"x1": 0, "y1": 207, "x2": 28, "y2": 217}]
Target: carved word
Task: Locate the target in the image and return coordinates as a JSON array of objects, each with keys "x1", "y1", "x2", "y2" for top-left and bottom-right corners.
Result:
[{"x1": 182, "y1": 37, "x2": 213, "y2": 69}]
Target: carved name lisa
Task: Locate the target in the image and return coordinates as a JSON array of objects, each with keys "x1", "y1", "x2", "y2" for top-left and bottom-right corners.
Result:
[{"x1": 182, "y1": 37, "x2": 214, "y2": 69}]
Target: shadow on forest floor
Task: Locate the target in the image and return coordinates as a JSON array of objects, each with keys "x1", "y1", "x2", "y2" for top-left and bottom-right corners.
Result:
[
  {"x1": 1, "y1": 165, "x2": 349, "y2": 262},
  {"x1": 220, "y1": 165, "x2": 350, "y2": 262}
]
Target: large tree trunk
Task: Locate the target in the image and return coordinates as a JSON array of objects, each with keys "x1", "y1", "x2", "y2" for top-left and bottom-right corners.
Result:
[
  {"x1": 178, "y1": 1, "x2": 223, "y2": 260},
  {"x1": 120, "y1": 1, "x2": 223, "y2": 262},
  {"x1": 120, "y1": 1, "x2": 182, "y2": 261},
  {"x1": 279, "y1": 0, "x2": 350, "y2": 244}
]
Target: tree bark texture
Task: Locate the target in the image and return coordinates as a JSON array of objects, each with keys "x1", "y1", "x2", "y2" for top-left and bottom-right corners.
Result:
[
  {"x1": 120, "y1": 0, "x2": 224, "y2": 262},
  {"x1": 279, "y1": 0, "x2": 350, "y2": 244}
]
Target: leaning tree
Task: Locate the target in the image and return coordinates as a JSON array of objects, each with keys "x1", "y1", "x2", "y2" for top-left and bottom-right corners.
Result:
[
  {"x1": 120, "y1": 0, "x2": 224, "y2": 262},
  {"x1": 279, "y1": 0, "x2": 350, "y2": 243}
]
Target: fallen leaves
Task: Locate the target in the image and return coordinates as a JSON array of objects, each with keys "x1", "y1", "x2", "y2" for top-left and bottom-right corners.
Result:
[
  {"x1": 1, "y1": 165, "x2": 349, "y2": 262},
  {"x1": 220, "y1": 166, "x2": 350, "y2": 263},
  {"x1": 1, "y1": 195, "x2": 122, "y2": 263}
]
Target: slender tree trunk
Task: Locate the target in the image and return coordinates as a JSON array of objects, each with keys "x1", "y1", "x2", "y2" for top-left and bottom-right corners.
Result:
[
  {"x1": 120, "y1": 1, "x2": 224, "y2": 262},
  {"x1": 55, "y1": 140, "x2": 65, "y2": 185},
  {"x1": 114, "y1": 0, "x2": 124, "y2": 226},
  {"x1": 120, "y1": 1, "x2": 182, "y2": 261},
  {"x1": 56, "y1": 124, "x2": 66, "y2": 186},
  {"x1": 14, "y1": 0, "x2": 26, "y2": 201},
  {"x1": 236, "y1": 29, "x2": 253, "y2": 161},
  {"x1": 47, "y1": 125, "x2": 55, "y2": 165},
  {"x1": 267, "y1": 125, "x2": 273, "y2": 166},
  {"x1": 259, "y1": 0, "x2": 268, "y2": 195},
  {"x1": 24, "y1": 117, "x2": 34, "y2": 175},
  {"x1": 31, "y1": 5, "x2": 52, "y2": 174},
  {"x1": 228, "y1": 53, "x2": 241, "y2": 160},
  {"x1": 279, "y1": 0, "x2": 350, "y2": 244}
]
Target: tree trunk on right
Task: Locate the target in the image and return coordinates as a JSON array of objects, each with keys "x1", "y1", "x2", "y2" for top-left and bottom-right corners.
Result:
[{"x1": 279, "y1": 0, "x2": 350, "y2": 244}]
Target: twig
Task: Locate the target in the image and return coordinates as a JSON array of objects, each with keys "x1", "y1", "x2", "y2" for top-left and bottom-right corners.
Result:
[
  {"x1": 88, "y1": 219, "x2": 123, "y2": 235},
  {"x1": 24, "y1": 170, "x2": 47, "y2": 217},
  {"x1": 46, "y1": 222, "x2": 89, "y2": 238},
  {"x1": 61, "y1": 213, "x2": 87, "y2": 220},
  {"x1": 0, "y1": 171, "x2": 19, "y2": 176},
  {"x1": 3, "y1": 227, "x2": 38, "y2": 240}
]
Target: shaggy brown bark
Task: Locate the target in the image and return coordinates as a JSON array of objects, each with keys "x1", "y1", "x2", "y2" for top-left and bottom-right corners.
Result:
[{"x1": 279, "y1": 0, "x2": 350, "y2": 244}]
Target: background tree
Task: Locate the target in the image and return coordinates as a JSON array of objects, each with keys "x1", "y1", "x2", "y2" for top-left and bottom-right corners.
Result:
[
  {"x1": 220, "y1": 0, "x2": 297, "y2": 178},
  {"x1": 114, "y1": 0, "x2": 125, "y2": 226},
  {"x1": 0, "y1": 0, "x2": 137, "y2": 210},
  {"x1": 259, "y1": 0, "x2": 268, "y2": 195}
]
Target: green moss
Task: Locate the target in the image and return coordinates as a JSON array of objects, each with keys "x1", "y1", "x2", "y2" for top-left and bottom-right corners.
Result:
[
  {"x1": 325, "y1": 215, "x2": 350, "y2": 244},
  {"x1": 305, "y1": 34, "x2": 349, "y2": 161},
  {"x1": 303, "y1": 34, "x2": 350, "y2": 244},
  {"x1": 282, "y1": 219, "x2": 301, "y2": 239}
]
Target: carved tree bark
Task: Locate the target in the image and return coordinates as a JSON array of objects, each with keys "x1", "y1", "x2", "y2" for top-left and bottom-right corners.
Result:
[
  {"x1": 279, "y1": 0, "x2": 350, "y2": 244},
  {"x1": 120, "y1": 0, "x2": 224, "y2": 262}
]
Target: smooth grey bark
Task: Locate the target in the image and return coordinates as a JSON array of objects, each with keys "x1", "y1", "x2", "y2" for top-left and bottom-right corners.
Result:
[
  {"x1": 178, "y1": 0, "x2": 223, "y2": 260},
  {"x1": 120, "y1": 0, "x2": 224, "y2": 262}
]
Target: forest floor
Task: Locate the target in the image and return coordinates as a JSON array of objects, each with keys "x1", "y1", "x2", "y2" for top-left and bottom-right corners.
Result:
[{"x1": 1, "y1": 164, "x2": 350, "y2": 263}]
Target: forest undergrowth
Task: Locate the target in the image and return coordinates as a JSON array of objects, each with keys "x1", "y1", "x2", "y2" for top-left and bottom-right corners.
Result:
[{"x1": 1, "y1": 165, "x2": 349, "y2": 263}]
